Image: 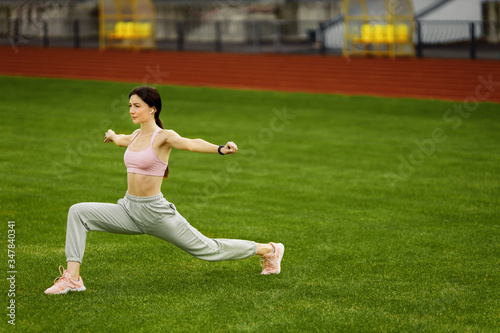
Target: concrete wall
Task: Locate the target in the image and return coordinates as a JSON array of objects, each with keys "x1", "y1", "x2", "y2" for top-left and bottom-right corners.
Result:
[
  {"x1": 414, "y1": 0, "x2": 482, "y2": 21},
  {"x1": 0, "y1": 1, "x2": 97, "y2": 37}
]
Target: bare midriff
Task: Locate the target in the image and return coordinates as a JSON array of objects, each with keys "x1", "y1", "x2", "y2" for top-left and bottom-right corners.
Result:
[{"x1": 126, "y1": 173, "x2": 164, "y2": 197}]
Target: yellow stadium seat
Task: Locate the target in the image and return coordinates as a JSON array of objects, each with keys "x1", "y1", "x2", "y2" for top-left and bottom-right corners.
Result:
[
  {"x1": 373, "y1": 24, "x2": 385, "y2": 43},
  {"x1": 385, "y1": 24, "x2": 395, "y2": 43},
  {"x1": 108, "y1": 21, "x2": 152, "y2": 40},
  {"x1": 123, "y1": 22, "x2": 136, "y2": 38},
  {"x1": 137, "y1": 23, "x2": 152, "y2": 38},
  {"x1": 360, "y1": 24, "x2": 373, "y2": 43},
  {"x1": 116, "y1": 22, "x2": 126, "y2": 38},
  {"x1": 106, "y1": 21, "x2": 153, "y2": 50},
  {"x1": 396, "y1": 24, "x2": 409, "y2": 43},
  {"x1": 108, "y1": 22, "x2": 124, "y2": 39}
]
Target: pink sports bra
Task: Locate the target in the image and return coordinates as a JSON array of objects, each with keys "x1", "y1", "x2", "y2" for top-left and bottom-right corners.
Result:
[{"x1": 124, "y1": 128, "x2": 168, "y2": 177}]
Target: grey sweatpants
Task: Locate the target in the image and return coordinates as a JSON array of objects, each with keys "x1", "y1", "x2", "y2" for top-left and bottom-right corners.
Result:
[{"x1": 65, "y1": 192, "x2": 257, "y2": 263}]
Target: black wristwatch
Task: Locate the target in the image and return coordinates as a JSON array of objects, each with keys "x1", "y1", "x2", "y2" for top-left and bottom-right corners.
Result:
[{"x1": 218, "y1": 145, "x2": 225, "y2": 155}]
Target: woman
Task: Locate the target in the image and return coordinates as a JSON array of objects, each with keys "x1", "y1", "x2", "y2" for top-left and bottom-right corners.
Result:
[{"x1": 45, "y1": 86, "x2": 284, "y2": 295}]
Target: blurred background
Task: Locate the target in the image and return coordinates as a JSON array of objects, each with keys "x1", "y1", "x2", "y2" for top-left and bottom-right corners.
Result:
[
  {"x1": 0, "y1": 0, "x2": 499, "y2": 59},
  {"x1": 1, "y1": 1, "x2": 499, "y2": 331}
]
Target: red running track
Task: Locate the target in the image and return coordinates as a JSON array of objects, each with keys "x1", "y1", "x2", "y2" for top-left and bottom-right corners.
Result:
[{"x1": 1, "y1": 46, "x2": 499, "y2": 103}]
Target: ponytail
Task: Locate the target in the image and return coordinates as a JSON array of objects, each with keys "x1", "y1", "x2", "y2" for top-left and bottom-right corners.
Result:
[
  {"x1": 154, "y1": 114, "x2": 169, "y2": 178},
  {"x1": 155, "y1": 115, "x2": 164, "y2": 130}
]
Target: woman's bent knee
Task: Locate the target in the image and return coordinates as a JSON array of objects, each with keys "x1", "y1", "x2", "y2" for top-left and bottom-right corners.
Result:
[
  {"x1": 68, "y1": 203, "x2": 94, "y2": 220},
  {"x1": 68, "y1": 203, "x2": 83, "y2": 216},
  {"x1": 67, "y1": 203, "x2": 90, "y2": 231}
]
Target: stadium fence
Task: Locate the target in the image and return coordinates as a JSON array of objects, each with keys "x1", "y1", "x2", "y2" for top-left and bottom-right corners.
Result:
[{"x1": 0, "y1": 16, "x2": 499, "y2": 59}]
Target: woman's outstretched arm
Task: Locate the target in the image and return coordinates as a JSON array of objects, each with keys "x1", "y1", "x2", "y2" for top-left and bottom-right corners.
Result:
[
  {"x1": 104, "y1": 129, "x2": 139, "y2": 147},
  {"x1": 164, "y1": 129, "x2": 237, "y2": 155}
]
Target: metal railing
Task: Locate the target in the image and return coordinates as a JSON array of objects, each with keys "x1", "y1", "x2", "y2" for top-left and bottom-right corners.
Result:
[
  {"x1": 157, "y1": 18, "x2": 321, "y2": 53},
  {"x1": 0, "y1": 17, "x2": 323, "y2": 53},
  {"x1": 415, "y1": 20, "x2": 500, "y2": 59},
  {"x1": 1, "y1": 16, "x2": 499, "y2": 59}
]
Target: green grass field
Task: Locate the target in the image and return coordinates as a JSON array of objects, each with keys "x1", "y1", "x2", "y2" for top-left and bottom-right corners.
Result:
[{"x1": 1, "y1": 75, "x2": 499, "y2": 332}]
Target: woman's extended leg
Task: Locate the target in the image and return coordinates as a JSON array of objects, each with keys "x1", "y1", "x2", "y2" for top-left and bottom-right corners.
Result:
[
  {"x1": 137, "y1": 198, "x2": 284, "y2": 273},
  {"x1": 140, "y1": 201, "x2": 257, "y2": 261}
]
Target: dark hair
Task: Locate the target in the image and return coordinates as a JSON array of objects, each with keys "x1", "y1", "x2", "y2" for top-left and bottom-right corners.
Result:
[{"x1": 128, "y1": 86, "x2": 169, "y2": 178}]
